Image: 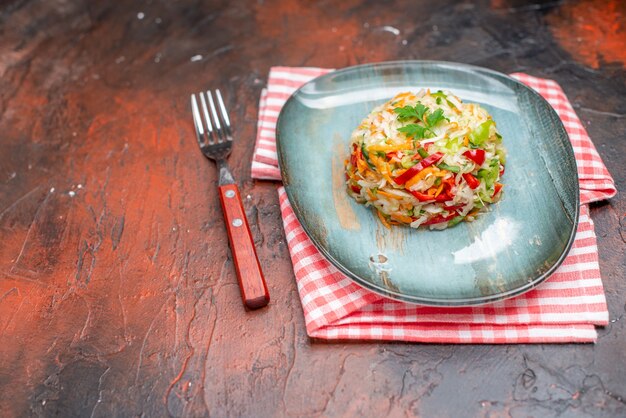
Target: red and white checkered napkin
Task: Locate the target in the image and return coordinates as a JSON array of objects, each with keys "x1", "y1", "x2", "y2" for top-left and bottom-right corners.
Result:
[{"x1": 252, "y1": 67, "x2": 617, "y2": 343}]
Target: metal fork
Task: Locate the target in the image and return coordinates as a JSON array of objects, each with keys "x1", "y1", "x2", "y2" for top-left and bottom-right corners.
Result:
[{"x1": 191, "y1": 89, "x2": 269, "y2": 309}]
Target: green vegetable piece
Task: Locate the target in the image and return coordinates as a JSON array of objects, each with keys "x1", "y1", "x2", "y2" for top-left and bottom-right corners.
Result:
[
  {"x1": 376, "y1": 151, "x2": 386, "y2": 158},
  {"x1": 478, "y1": 190, "x2": 494, "y2": 203},
  {"x1": 477, "y1": 162, "x2": 499, "y2": 188},
  {"x1": 417, "y1": 148, "x2": 429, "y2": 158},
  {"x1": 437, "y1": 163, "x2": 461, "y2": 173},
  {"x1": 361, "y1": 142, "x2": 375, "y2": 169},
  {"x1": 496, "y1": 148, "x2": 507, "y2": 165},
  {"x1": 401, "y1": 156, "x2": 417, "y2": 168},
  {"x1": 432, "y1": 90, "x2": 457, "y2": 109},
  {"x1": 444, "y1": 136, "x2": 462, "y2": 153},
  {"x1": 469, "y1": 120, "x2": 494, "y2": 146},
  {"x1": 447, "y1": 215, "x2": 464, "y2": 228}
]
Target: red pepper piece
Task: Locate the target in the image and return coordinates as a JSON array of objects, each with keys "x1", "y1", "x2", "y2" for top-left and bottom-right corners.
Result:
[
  {"x1": 386, "y1": 151, "x2": 403, "y2": 160},
  {"x1": 499, "y1": 164, "x2": 505, "y2": 176},
  {"x1": 434, "y1": 193, "x2": 451, "y2": 203},
  {"x1": 493, "y1": 183, "x2": 503, "y2": 197},
  {"x1": 463, "y1": 149, "x2": 486, "y2": 166},
  {"x1": 395, "y1": 152, "x2": 444, "y2": 185},
  {"x1": 422, "y1": 212, "x2": 458, "y2": 226},
  {"x1": 444, "y1": 204, "x2": 464, "y2": 211},
  {"x1": 350, "y1": 152, "x2": 357, "y2": 168},
  {"x1": 408, "y1": 190, "x2": 435, "y2": 202},
  {"x1": 409, "y1": 190, "x2": 451, "y2": 203},
  {"x1": 462, "y1": 173, "x2": 480, "y2": 189},
  {"x1": 350, "y1": 185, "x2": 361, "y2": 194}
]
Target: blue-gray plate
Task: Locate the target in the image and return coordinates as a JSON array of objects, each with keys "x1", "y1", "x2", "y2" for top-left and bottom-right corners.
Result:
[{"x1": 276, "y1": 61, "x2": 579, "y2": 306}]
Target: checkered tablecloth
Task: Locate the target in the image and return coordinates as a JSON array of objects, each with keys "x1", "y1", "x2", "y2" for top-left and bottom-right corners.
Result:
[{"x1": 252, "y1": 66, "x2": 616, "y2": 343}]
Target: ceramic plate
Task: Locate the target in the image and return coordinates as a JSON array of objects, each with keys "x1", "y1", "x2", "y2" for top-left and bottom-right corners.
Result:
[{"x1": 276, "y1": 61, "x2": 579, "y2": 306}]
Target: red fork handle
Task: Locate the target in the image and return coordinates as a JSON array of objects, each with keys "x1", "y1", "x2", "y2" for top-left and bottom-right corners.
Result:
[{"x1": 218, "y1": 184, "x2": 270, "y2": 309}]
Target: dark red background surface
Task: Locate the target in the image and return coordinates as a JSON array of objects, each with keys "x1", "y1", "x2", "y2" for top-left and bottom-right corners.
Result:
[{"x1": 0, "y1": 0, "x2": 624, "y2": 416}]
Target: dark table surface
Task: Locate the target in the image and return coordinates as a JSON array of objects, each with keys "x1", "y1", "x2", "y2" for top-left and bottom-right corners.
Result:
[{"x1": 0, "y1": 0, "x2": 624, "y2": 417}]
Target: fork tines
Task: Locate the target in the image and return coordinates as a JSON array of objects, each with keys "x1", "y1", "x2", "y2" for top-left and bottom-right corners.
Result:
[{"x1": 191, "y1": 89, "x2": 233, "y2": 145}]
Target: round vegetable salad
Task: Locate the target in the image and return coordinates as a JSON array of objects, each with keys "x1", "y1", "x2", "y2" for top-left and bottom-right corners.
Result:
[{"x1": 345, "y1": 89, "x2": 506, "y2": 230}]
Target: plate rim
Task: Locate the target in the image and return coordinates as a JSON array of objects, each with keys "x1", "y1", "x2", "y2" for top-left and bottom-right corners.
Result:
[{"x1": 276, "y1": 59, "x2": 580, "y2": 306}]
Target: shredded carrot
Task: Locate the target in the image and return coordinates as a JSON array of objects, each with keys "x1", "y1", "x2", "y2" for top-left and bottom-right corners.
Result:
[
  {"x1": 370, "y1": 155, "x2": 395, "y2": 185},
  {"x1": 368, "y1": 142, "x2": 412, "y2": 152},
  {"x1": 376, "y1": 210, "x2": 391, "y2": 229},
  {"x1": 377, "y1": 190, "x2": 403, "y2": 200},
  {"x1": 357, "y1": 158, "x2": 367, "y2": 174},
  {"x1": 390, "y1": 213, "x2": 413, "y2": 224},
  {"x1": 364, "y1": 170, "x2": 377, "y2": 181},
  {"x1": 463, "y1": 136, "x2": 469, "y2": 147},
  {"x1": 394, "y1": 93, "x2": 417, "y2": 108},
  {"x1": 434, "y1": 183, "x2": 445, "y2": 197},
  {"x1": 405, "y1": 166, "x2": 439, "y2": 189},
  {"x1": 394, "y1": 168, "x2": 408, "y2": 177},
  {"x1": 467, "y1": 208, "x2": 481, "y2": 218},
  {"x1": 383, "y1": 171, "x2": 395, "y2": 185}
]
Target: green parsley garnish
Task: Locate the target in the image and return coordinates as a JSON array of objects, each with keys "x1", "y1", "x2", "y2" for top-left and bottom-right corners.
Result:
[
  {"x1": 393, "y1": 103, "x2": 428, "y2": 122},
  {"x1": 398, "y1": 124, "x2": 428, "y2": 139},
  {"x1": 414, "y1": 103, "x2": 428, "y2": 121},
  {"x1": 394, "y1": 103, "x2": 447, "y2": 140},
  {"x1": 427, "y1": 108, "x2": 445, "y2": 127},
  {"x1": 394, "y1": 106, "x2": 417, "y2": 121}
]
